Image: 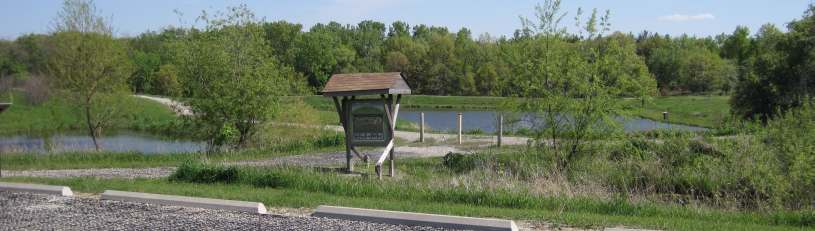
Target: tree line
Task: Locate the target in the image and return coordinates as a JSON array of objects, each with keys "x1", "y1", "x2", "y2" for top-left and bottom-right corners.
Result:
[{"x1": 4, "y1": 3, "x2": 787, "y2": 98}]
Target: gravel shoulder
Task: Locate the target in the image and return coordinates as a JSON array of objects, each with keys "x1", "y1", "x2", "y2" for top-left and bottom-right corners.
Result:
[{"x1": 0, "y1": 191, "x2": 452, "y2": 231}]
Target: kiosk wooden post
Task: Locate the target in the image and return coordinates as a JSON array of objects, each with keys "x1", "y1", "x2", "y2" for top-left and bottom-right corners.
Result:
[{"x1": 322, "y1": 73, "x2": 411, "y2": 179}]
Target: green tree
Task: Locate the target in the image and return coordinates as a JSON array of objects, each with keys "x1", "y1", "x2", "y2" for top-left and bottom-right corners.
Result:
[
  {"x1": 154, "y1": 64, "x2": 181, "y2": 97},
  {"x1": 721, "y1": 26, "x2": 753, "y2": 64},
  {"x1": 48, "y1": 32, "x2": 133, "y2": 151},
  {"x1": 51, "y1": 0, "x2": 112, "y2": 35},
  {"x1": 263, "y1": 21, "x2": 302, "y2": 64},
  {"x1": 732, "y1": 5, "x2": 815, "y2": 121},
  {"x1": 515, "y1": 2, "x2": 655, "y2": 171},
  {"x1": 175, "y1": 5, "x2": 291, "y2": 148},
  {"x1": 47, "y1": 0, "x2": 132, "y2": 151}
]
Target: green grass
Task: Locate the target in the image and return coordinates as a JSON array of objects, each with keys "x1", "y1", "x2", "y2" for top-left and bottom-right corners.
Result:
[
  {"x1": 624, "y1": 95, "x2": 731, "y2": 128},
  {"x1": 2, "y1": 174, "x2": 810, "y2": 231},
  {"x1": 0, "y1": 92, "x2": 177, "y2": 135}
]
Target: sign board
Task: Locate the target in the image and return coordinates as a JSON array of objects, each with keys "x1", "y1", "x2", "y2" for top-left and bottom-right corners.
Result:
[{"x1": 347, "y1": 99, "x2": 391, "y2": 146}]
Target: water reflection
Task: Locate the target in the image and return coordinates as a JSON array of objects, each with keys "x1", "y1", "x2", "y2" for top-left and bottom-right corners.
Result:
[
  {"x1": 399, "y1": 109, "x2": 707, "y2": 133},
  {"x1": 0, "y1": 131, "x2": 205, "y2": 154}
]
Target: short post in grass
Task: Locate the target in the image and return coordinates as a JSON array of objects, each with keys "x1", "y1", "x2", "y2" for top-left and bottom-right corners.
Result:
[
  {"x1": 663, "y1": 111, "x2": 669, "y2": 121},
  {"x1": 497, "y1": 114, "x2": 503, "y2": 147},
  {"x1": 457, "y1": 112, "x2": 462, "y2": 145},
  {"x1": 419, "y1": 112, "x2": 425, "y2": 142}
]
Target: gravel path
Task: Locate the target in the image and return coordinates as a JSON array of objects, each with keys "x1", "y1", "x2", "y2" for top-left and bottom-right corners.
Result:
[
  {"x1": 1, "y1": 167, "x2": 176, "y2": 179},
  {"x1": 0, "y1": 191, "x2": 453, "y2": 231},
  {"x1": 134, "y1": 95, "x2": 193, "y2": 116}
]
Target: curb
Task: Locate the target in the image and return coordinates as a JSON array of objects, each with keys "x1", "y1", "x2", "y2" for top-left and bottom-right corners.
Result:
[
  {"x1": 100, "y1": 190, "x2": 267, "y2": 214},
  {"x1": 312, "y1": 205, "x2": 518, "y2": 231},
  {"x1": 0, "y1": 182, "x2": 74, "y2": 196}
]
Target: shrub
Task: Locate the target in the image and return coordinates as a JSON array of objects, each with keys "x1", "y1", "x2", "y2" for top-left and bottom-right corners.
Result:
[
  {"x1": 154, "y1": 64, "x2": 181, "y2": 97},
  {"x1": 170, "y1": 161, "x2": 239, "y2": 184},
  {"x1": 442, "y1": 152, "x2": 476, "y2": 173}
]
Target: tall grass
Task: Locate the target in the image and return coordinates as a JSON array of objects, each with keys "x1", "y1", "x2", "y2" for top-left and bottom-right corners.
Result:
[{"x1": 169, "y1": 161, "x2": 814, "y2": 227}]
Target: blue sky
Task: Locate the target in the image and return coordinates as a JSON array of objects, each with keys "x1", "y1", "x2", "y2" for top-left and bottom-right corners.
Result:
[{"x1": 0, "y1": 0, "x2": 812, "y2": 39}]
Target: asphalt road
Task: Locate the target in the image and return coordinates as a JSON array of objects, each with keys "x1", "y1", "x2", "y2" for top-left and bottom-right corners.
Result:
[{"x1": 0, "y1": 191, "x2": 456, "y2": 231}]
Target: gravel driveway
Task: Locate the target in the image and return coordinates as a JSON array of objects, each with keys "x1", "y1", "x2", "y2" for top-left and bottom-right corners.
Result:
[{"x1": 0, "y1": 191, "x2": 454, "y2": 231}]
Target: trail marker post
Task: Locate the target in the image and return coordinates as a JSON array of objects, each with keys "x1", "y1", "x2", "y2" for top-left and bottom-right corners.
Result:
[
  {"x1": 497, "y1": 114, "x2": 503, "y2": 147},
  {"x1": 322, "y1": 72, "x2": 411, "y2": 179},
  {"x1": 419, "y1": 112, "x2": 425, "y2": 143},
  {"x1": 457, "y1": 112, "x2": 462, "y2": 145}
]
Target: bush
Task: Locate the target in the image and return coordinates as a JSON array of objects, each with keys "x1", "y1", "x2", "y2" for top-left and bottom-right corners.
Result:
[
  {"x1": 154, "y1": 64, "x2": 181, "y2": 97},
  {"x1": 442, "y1": 152, "x2": 476, "y2": 173},
  {"x1": 170, "y1": 161, "x2": 239, "y2": 184}
]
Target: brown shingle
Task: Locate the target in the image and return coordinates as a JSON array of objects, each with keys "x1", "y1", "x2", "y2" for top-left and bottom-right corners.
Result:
[{"x1": 322, "y1": 72, "x2": 411, "y2": 97}]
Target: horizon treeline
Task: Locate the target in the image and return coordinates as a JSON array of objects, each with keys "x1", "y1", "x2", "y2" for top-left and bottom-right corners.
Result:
[
  {"x1": 1, "y1": 3, "x2": 814, "y2": 120},
  {"x1": 0, "y1": 14, "x2": 749, "y2": 96}
]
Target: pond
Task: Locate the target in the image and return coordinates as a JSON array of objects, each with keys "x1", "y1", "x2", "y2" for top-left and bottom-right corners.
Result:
[
  {"x1": 399, "y1": 108, "x2": 707, "y2": 133},
  {"x1": 0, "y1": 131, "x2": 206, "y2": 154}
]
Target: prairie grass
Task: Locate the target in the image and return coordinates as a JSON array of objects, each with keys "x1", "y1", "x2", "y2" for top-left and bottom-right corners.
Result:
[{"x1": 149, "y1": 158, "x2": 813, "y2": 230}]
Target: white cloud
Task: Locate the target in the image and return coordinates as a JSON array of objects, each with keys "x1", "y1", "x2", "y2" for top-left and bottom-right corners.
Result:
[{"x1": 658, "y1": 13, "x2": 715, "y2": 22}]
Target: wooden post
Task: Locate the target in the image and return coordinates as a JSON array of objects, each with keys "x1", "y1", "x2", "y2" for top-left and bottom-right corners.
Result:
[
  {"x1": 497, "y1": 114, "x2": 503, "y2": 147},
  {"x1": 419, "y1": 112, "x2": 425, "y2": 142},
  {"x1": 663, "y1": 111, "x2": 669, "y2": 121},
  {"x1": 457, "y1": 112, "x2": 462, "y2": 145},
  {"x1": 340, "y1": 97, "x2": 353, "y2": 173}
]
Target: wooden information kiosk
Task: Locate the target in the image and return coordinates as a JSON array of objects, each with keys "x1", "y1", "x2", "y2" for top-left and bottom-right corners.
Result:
[{"x1": 321, "y1": 72, "x2": 411, "y2": 179}]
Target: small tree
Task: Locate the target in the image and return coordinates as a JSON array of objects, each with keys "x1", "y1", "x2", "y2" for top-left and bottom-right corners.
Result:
[
  {"x1": 51, "y1": 0, "x2": 112, "y2": 35},
  {"x1": 175, "y1": 5, "x2": 288, "y2": 149},
  {"x1": 517, "y1": 3, "x2": 653, "y2": 172},
  {"x1": 47, "y1": 0, "x2": 132, "y2": 151},
  {"x1": 48, "y1": 32, "x2": 132, "y2": 150}
]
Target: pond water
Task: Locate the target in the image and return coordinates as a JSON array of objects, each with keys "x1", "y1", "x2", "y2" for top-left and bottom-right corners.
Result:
[
  {"x1": 0, "y1": 131, "x2": 206, "y2": 154},
  {"x1": 399, "y1": 108, "x2": 707, "y2": 133}
]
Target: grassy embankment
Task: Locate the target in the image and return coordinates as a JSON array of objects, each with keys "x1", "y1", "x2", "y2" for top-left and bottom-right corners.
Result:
[
  {"x1": 293, "y1": 95, "x2": 731, "y2": 129},
  {"x1": 0, "y1": 92, "x2": 177, "y2": 135}
]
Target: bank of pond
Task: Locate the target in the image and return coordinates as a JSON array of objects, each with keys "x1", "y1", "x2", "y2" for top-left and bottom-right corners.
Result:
[{"x1": 1, "y1": 108, "x2": 705, "y2": 154}]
